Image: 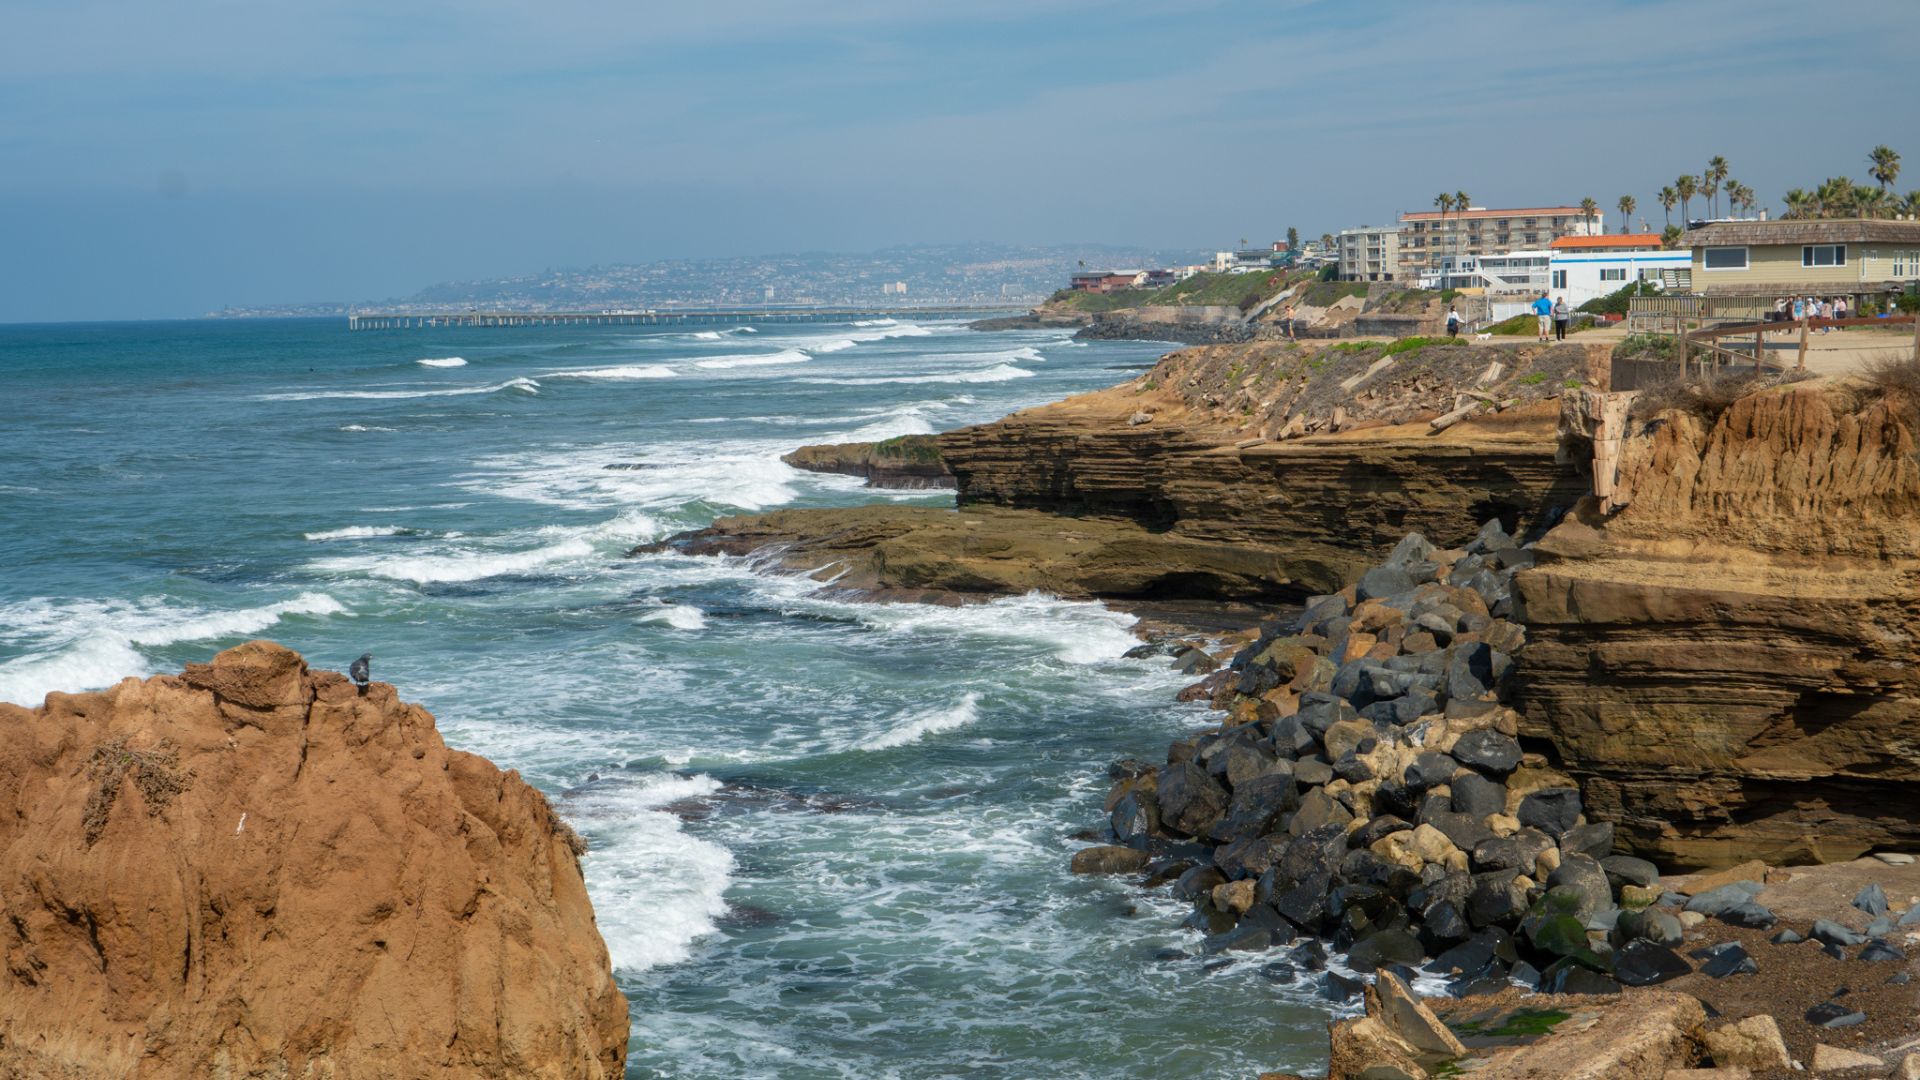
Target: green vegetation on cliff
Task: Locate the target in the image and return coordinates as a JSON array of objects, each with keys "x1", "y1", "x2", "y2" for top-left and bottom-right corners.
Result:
[{"x1": 1046, "y1": 269, "x2": 1308, "y2": 315}]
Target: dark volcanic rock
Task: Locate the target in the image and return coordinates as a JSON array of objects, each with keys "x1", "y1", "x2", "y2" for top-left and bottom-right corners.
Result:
[
  {"x1": 1516, "y1": 787, "x2": 1582, "y2": 838},
  {"x1": 1559, "y1": 821, "x2": 1615, "y2": 860},
  {"x1": 1156, "y1": 763, "x2": 1228, "y2": 838},
  {"x1": 1690, "y1": 941, "x2": 1758, "y2": 977},
  {"x1": 1599, "y1": 855, "x2": 1659, "y2": 890},
  {"x1": 1810, "y1": 918, "x2": 1866, "y2": 948},
  {"x1": 1853, "y1": 882, "x2": 1889, "y2": 917},
  {"x1": 1545, "y1": 854, "x2": 1612, "y2": 922},
  {"x1": 1471, "y1": 830, "x2": 1554, "y2": 874},
  {"x1": 1612, "y1": 940, "x2": 1692, "y2": 987},
  {"x1": 1450, "y1": 772, "x2": 1508, "y2": 819},
  {"x1": 1466, "y1": 869, "x2": 1529, "y2": 928},
  {"x1": 1804, "y1": 1001, "x2": 1867, "y2": 1028},
  {"x1": 1449, "y1": 729, "x2": 1522, "y2": 775},
  {"x1": 1346, "y1": 929, "x2": 1425, "y2": 973}
]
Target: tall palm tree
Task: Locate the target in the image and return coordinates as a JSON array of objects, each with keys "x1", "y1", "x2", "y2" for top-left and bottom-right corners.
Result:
[
  {"x1": 1869, "y1": 145, "x2": 1901, "y2": 194},
  {"x1": 1658, "y1": 186, "x2": 1677, "y2": 228},
  {"x1": 1453, "y1": 191, "x2": 1471, "y2": 263},
  {"x1": 1675, "y1": 175, "x2": 1698, "y2": 226},
  {"x1": 1817, "y1": 177, "x2": 1856, "y2": 218},
  {"x1": 1579, "y1": 196, "x2": 1599, "y2": 235},
  {"x1": 1704, "y1": 156, "x2": 1728, "y2": 219},
  {"x1": 1783, "y1": 188, "x2": 1811, "y2": 220},
  {"x1": 1904, "y1": 191, "x2": 1920, "y2": 219},
  {"x1": 1433, "y1": 193, "x2": 1453, "y2": 272},
  {"x1": 1320, "y1": 232, "x2": 1335, "y2": 252},
  {"x1": 1617, "y1": 195, "x2": 1636, "y2": 234}
]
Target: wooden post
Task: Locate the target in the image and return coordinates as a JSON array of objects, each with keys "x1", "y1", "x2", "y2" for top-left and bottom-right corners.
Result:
[
  {"x1": 1912, "y1": 310, "x2": 1919, "y2": 362},
  {"x1": 1797, "y1": 318, "x2": 1809, "y2": 371}
]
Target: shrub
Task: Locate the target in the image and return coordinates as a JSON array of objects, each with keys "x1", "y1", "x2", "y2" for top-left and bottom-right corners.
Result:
[
  {"x1": 1629, "y1": 371, "x2": 1763, "y2": 423},
  {"x1": 1862, "y1": 352, "x2": 1920, "y2": 432},
  {"x1": 1577, "y1": 280, "x2": 1661, "y2": 317}
]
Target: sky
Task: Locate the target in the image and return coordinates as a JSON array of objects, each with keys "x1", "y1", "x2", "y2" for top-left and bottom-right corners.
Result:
[{"x1": 1, "y1": 0, "x2": 1913, "y2": 322}]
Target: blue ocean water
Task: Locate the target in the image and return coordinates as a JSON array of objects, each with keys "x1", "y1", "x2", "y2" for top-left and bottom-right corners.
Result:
[{"x1": 0, "y1": 316, "x2": 1336, "y2": 1077}]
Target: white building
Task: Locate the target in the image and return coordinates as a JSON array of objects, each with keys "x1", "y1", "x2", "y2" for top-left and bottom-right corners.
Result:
[{"x1": 1545, "y1": 234, "x2": 1689, "y2": 306}]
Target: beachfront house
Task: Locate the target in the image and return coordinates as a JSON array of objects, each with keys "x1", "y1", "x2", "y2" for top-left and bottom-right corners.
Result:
[
  {"x1": 1547, "y1": 234, "x2": 1690, "y2": 307},
  {"x1": 1685, "y1": 218, "x2": 1920, "y2": 301},
  {"x1": 1068, "y1": 271, "x2": 1143, "y2": 294}
]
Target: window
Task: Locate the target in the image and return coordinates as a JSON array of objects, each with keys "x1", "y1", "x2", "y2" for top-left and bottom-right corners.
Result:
[
  {"x1": 1895, "y1": 251, "x2": 1919, "y2": 278},
  {"x1": 1802, "y1": 244, "x2": 1847, "y2": 267},
  {"x1": 1703, "y1": 247, "x2": 1749, "y2": 271},
  {"x1": 1551, "y1": 269, "x2": 1567, "y2": 289},
  {"x1": 1600, "y1": 268, "x2": 1629, "y2": 282}
]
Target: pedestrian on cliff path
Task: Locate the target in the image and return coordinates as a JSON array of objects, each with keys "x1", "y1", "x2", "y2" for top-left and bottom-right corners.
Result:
[
  {"x1": 1446, "y1": 306, "x2": 1462, "y2": 338},
  {"x1": 1282, "y1": 304, "x2": 1296, "y2": 341},
  {"x1": 1532, "y1": 293, "x2": 1553, "y2": 342},
  {"x1": 1552, "y1": 296, "x2": 1571, "y2": 341}
]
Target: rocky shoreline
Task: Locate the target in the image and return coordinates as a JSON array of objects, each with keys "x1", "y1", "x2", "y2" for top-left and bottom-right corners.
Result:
[{"x1": 652, "y1": 336, "x2": 1920, "y2": 1077}]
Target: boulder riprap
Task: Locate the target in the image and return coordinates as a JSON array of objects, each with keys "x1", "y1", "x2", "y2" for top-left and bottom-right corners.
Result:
[
  {"x1": 0, "y1": 642, "x2": 630, "y2": 1079},
  {"x1": 1087, "y1": 523, "x2": 1700, "y2": 994}
]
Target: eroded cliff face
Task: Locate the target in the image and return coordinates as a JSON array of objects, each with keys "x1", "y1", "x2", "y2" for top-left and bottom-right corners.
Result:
[
  {"x1": 1512, "y1": 385, "x2": 1920, "y2": 868},
  {"x1": 656, "y1": 340, "x2": 1599, "y2": 604},
  {"x1": 0, "y1": 642, "x2": 630, "y2": 1079}
]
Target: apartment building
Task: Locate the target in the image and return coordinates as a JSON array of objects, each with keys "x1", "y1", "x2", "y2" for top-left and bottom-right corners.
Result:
[
  {"x1": 1336, "y1": 226, "x2": 1402, "y2": 282},
  {"x1": 1398, "y1": 206, "x2": 1599, "y2": 274}
]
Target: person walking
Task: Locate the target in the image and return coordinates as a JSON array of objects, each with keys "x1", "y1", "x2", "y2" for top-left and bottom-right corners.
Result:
[
  {"x1": 1532, "y1": 292, "x2": 1553, "y2": 342},
  {"x1": 1282, "y1": 304, "x2": 1296, "y2": 341},
  {"x1": 1446, "y1": 305, "x2": 1462, "y2": 338},
  {"x1": 1819, "y1": 297, "x2": 1834, "y2": 332},
  {"x1": 1551, "y1": 296, "x2": 1571, "y2": 341},
  {"x1": 1792, "y1": 296, "x2": 1805, "y2": 322}
]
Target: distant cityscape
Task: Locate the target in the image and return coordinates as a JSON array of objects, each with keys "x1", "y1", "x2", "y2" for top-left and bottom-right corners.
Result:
[{"x1": 206, "y1": 242, "x2": 1206, "y2": 319}]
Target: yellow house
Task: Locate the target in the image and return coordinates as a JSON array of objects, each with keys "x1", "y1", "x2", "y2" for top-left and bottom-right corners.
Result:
[{"x1": 1686, "y1": 218, "x2": 1920, "y2": 298}]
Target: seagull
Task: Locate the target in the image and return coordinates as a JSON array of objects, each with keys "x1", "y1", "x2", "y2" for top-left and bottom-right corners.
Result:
[{"x1": 349, "y1": 653, "x2": 372, "y2": 694}]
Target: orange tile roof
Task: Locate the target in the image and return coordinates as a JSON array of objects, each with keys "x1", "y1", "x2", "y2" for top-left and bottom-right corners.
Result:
[{"x1": 1550, "y1": 234, "x2": 1663, "y2": 250}]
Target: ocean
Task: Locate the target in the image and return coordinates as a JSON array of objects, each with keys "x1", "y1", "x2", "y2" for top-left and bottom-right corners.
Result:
[{"x1": 0, "y1": 316, "x2": 1337, "y2": 1077}]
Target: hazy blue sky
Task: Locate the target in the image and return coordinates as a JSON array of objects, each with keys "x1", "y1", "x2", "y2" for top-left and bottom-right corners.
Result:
[{"x1": 2, "y1": 0, "x2": 1912, "y2": 321}]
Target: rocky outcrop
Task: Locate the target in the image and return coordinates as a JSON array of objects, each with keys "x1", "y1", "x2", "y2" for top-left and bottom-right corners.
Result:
[
  {"x1": 780, "y1": 434, "x2": 954, "y2": 489},
  {"x1": 1512, "y1": 383, "x2": 1920, "y2": 868},
  {"x1": 657, "y1": 339, "x2": 1600, "y2": 605},
  {"x1": 0, "y1": 642, "x2": 629, "y2": 1079}
]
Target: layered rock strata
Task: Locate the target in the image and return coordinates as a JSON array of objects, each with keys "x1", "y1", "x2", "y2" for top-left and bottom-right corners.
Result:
[
  {"x1": 661, "y1": 340, "x2": 1600, "y2": 604},
  {"x1": 1512, "y1": 383, "x2": 1920, "y2": 868},
  {"x1": 0, "y1": 642, "x2": 629, "y2": 1079}
]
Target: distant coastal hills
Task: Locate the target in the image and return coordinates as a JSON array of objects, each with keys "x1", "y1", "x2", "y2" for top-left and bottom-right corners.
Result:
[{"x1": 206, "y1": 242, "x2": 1205, "y2": 318}]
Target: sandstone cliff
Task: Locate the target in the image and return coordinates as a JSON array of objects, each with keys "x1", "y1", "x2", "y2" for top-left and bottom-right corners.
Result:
[
  {"x1": 0, "y1": 642, "x2": 630, "y2": 1079},
  {"x1": 1513, "y1": 382, "x2": 1920, "y2": 868},
  {"x1": 656, "y1": 340, "x2": 1603, "y2": 604}
]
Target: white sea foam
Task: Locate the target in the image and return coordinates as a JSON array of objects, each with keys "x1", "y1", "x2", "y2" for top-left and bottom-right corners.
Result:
[
  {"x1": 337, "y1": 424, "x2": 398, "y2": 432},
  {"x1": 259, "y1": 377, "x2": 539, "y2": 401},
  {"x1": 808, "y1": 362, "x2": 1034, "y2": 386},
  {"x1": 416, "y1": 356, "x2": 468, "y2": 368},
  {"x1": 638, "y1": 604, "x2": 708, "y2": 630},
  {"x1": 856, "y1": 693, "x2": 981, "y2": 750},
  {"x1": 568, "y1": 774, "x2": 734, "y2": 971},
  {"x1": 472, "y1": 443, "x2": 802, "y2": 513},
  {"x1": 0, "y1": 592, "x2": 347, "y2": 705},
  {"x1": 690, "y1": 331, "x2": 724, "y2": 341},
  {"x1": 547, "y1": 364, "x2": 677, "y2": 380},
  {"x1": 692, "y1": 349, "x2": 811, "y2": 370},
  {"x1": 310, "y1": 538, "x2": 595, "y2": 585},
  {"x1": 303, "y1": 525, "x2": 413, "y2": 541},
  {"x1": 766, "y1": 589, "x2": 1140, "y2": 665}
]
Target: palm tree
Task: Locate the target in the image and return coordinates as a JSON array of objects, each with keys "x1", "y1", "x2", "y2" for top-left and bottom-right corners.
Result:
[
  {"x1": 1433, "y1": 193, "x2": 1453, "y2": 271},
  {"x1": 1855, "y1": 185, "x2": 1887, "y2": 219},
  {"x1": 1816, "y1": 177, "x2": 1856, "y2": 218},
  {"x1": 1617, "y1": 195, "x2": 1636, "y2": 234},
  {"x1": 1707, "y1": 156, "x2": 1729, "y2": 217},
  {"x1": 1579, "y1": 196, "x2": 1599, "y2": 235},
  {"x1": 1658, "y1": 185, "x2": 1677, "y2": 228},
  {"x1": 1320, "y1": 233, "x2": 1335, "y2": 252},
  {"x1": 1869, "y1": 145, "x2": 1901, "y2": 194},
  {"x1": 1452, "y1": 190, "x2": 1470, "y2": 264},
  {"x1": 1660, "y1": 225, "x2": 1684, "y2": 250},
  {"x1": 1783, "y1": 188, "x2": 1811, "y2": 220},
  {"x1": 1905, "y1": 191, "x2": 1920, "y2": 219},
  {"x1": 1675, "y1": 175, "x2": 1698, "y2": 226}
]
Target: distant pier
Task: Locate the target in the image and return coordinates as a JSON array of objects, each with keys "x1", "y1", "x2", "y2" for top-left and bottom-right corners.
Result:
[{"x1": 346, "y1": 306, "x2": 1014, "y2": 331}]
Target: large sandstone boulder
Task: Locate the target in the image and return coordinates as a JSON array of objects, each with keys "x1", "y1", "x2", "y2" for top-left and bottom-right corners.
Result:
[{"x1": 0, "y1": 641, "x2": 629, "y2": 1079}]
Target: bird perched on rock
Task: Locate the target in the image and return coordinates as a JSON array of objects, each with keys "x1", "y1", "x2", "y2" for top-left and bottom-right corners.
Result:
[{"x1": 349, "y1": 653, "x2": 372, "y2": 694}]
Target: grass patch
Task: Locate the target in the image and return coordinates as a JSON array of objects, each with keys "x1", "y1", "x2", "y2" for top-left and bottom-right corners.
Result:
[
  {"x1": 873, "y1": 434, "x2": 943, "y2": 463},
  {"x1": 1301, "y1": 280, "x2": 1369, "y2": 308},
  {"x1": 1448, "y1": 1008, "x2": 1571, "y2": 1039},
  {"x1": 1382, "y1": 335, "x2": 1459, "y2": 358},
  {"x1": 1517, "y1": 372, "x2": 1550, "y2": 386}
]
